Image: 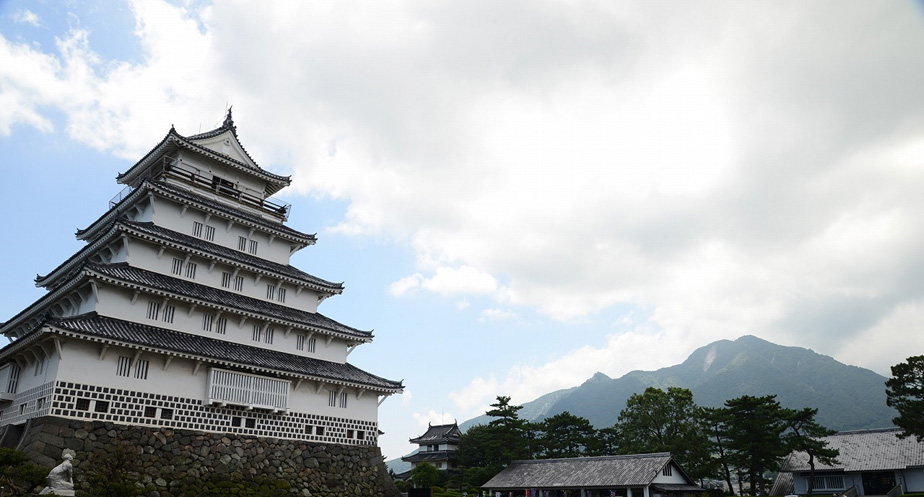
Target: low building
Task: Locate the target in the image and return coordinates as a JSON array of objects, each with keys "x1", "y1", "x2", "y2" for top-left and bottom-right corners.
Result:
[
  {"x1": 483, "y1": 452, "x2": 703, "y2": 497},
  {"x1": 402, "y1": 422, "x2": 461, "y2": 471},
  {"x1": 780, "y1": 428, "x2": 924, "y2": 496}
]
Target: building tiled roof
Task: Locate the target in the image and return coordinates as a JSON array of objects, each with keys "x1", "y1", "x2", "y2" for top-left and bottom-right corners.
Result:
[
  {"x1": 86, "y1": 263, "x2": 371, "y2": 341},
  {"x1": 484, "y1": 453, "x2": 676, "y2": 490},
  {"x1": 401, "y1": 450, "x2": 456, "y2": 464},
  {"x1": 38, "y1": 220, "x2": 342, "y2": 294},
  {"x1": 33, "y1": 313, "x2": 402, "y2": 392},
  {"x1": 781, "y1": 428, "x2": 924, "y2": 472},
  {"x1": 409, "y1": 423, "x2": 461, "y2": 444},
  {"x1": 77, "y1": 180, "x2": 315, "y2": 246}
]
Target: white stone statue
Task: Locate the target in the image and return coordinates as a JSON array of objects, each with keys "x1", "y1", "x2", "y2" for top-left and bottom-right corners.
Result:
[{"x1": 39, "y1": 452, "x2": 75, "y2": 496}]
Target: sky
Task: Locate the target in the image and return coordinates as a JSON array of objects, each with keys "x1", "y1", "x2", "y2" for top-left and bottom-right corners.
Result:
[{"x1": 2, "y1": 0, "x2": 924, "y2": 461}]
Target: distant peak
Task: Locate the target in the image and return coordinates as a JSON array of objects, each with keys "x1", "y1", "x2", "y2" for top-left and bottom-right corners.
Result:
[{"x1": 588, "y1": 372, "x2": 611, "y2": 382}]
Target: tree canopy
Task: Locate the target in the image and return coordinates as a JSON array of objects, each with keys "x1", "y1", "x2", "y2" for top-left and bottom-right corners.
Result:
[{"x1": 885, "y1": 355, "x2": 924, "y2": 442}]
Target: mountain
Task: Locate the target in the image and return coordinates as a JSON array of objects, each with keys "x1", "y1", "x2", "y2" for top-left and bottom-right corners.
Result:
[{"x1": 460, "y1": 335, "x2": 896, "y2": 432}]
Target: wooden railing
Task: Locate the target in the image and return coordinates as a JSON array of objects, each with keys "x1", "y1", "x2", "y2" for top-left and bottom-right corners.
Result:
[{"x1": 207, "y1": 368, "x2": 290, "y2": 412}]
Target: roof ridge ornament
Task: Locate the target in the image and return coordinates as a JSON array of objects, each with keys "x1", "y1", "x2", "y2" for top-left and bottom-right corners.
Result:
[{"x1": 223, "y1": 106, "x2": 236, "y2": 133}]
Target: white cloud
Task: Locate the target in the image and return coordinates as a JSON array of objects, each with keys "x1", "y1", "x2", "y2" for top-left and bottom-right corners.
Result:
[
  {"x1": 478, "y1": 308, "x2": 518, "y2": 322},
  {"x1": 389, "y1": 265, "x2": 498, "y2": 297},
  {"x1": 13, "y1": 10, "x2": 41, "y2": 27},
  {"x1": 412, "y1": 410, "x2": 457, "y2": 430}
]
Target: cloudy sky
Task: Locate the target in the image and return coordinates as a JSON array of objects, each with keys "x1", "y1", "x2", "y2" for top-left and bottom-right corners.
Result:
[{"x1": 2, "y1": 0, "x2": 924, "y2": 460}]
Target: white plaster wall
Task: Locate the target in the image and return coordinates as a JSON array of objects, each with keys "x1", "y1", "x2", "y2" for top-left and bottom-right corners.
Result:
[
  {"x1": 651, "y1": 464, "x2": 688, "y2": 484},
  {"x1": 12, "y1": 351, "x2": 60, "y2": 394},
  {"x1": 54, "y1": 340, "x2": 379, "y2": 423},
  {"x1": 904, "y1": 469, "x2": 924, "y2": 493},
  {"x1": 94, "y1": 285, "x2": 349, "y2": 363},
  {"x1": 151, "y1": 197, "x2": 293, "y2": 266}
]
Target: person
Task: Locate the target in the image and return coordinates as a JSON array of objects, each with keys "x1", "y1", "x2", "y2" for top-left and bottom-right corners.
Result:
[{"x1": 39, "y1": 453, "x2": 74, "y2": 495}]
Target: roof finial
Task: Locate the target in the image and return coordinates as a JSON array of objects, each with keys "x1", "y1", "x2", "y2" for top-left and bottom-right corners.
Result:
[{"x1": 223, "y1": 106, "x2": 234, "y2": 129}]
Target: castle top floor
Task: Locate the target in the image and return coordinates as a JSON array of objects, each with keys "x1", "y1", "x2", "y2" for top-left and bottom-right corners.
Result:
[{"x1": 116, "y1": 109, "x2": 293, "y2": 223}]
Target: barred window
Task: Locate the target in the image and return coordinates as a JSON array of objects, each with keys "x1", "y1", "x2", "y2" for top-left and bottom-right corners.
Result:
[
  {"x1": 296, "y1": 334, "x2": 306, "y2": 351},
  {"x1": 146, "y1": 301, "x2": 160, "y2": 320},
  {"x1": 185, "y1": 262, "x2": 197, "y2": 279},
  {"x1": 216, "y1": 317, "x2": 228, "y2": 335},
  {"x1": 76, "y1": 398, "x2": 91, "y2": 411},
  {"x1": 249, "y1": 240, "x2": 258, "y2": 255},
  {"x1": 160, "y1": 408, "x2": 174, "y2": 420},
  {"x1": 144, "y1": 406, "x2": 157, "y2": 417},
  {"x1": 193, "y1": 221, "x2": 203, "y2": 238},
  {"x1": 266, "y1": 285, "x2": 276, "y2": 300},
  {"x1": 238, "y1": 236, "x2": 247, "y2": 251},
  {"x1": 6, "y1": 364, "x2": 19, "y2": 394},
  {"x1": 134, "y1": 359, "x2": 149, "y2": 380},
  {"x1": 162, "y1": 305, "x2": 175, "y2": 324},
  {"x1": 264, "y1": 327, "x2": 274, "y2": 344},
  {"x1": 33, "y1": 358, "x2": 44, "y2": 376},
  {"x1": 252, "y1": 324, "x2": 263, "y2": 342},
  {"x1": 202, "y1": 314, "x2": 214, "y2": 332},
  {"x1": 339, "y1": 391, "x2": 348, "y2": 408},
  {"x1": 172, "y1": 258, "x2": 183, "y2": 275},
  {"x1": 204, "y1": 225, "x2": 215, "y2": 241},
  {"x1": 221, "y1": 272, "x2": 232, "y2": 288},
  {"x1": 277, "y1": 287, "x2": 286, "y2": 303},
  {"x1": 234, "y1": 276, "x2": 244, "y2": 292},
  {"x1": 117, "y1": 356, "x2": 132, "y2": 377},
  {"x1": 316, "y1": 426, "x2": 325, "y2": 436},
  {"x1": 94, "y1": 400, "x2": 109, "y2": 413},
  {"x1": 308, "y1": 336, "x2": 317, "y2": 353}
]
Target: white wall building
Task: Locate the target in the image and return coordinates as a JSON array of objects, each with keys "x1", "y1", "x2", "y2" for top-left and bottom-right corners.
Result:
[{"x1": 0, "y1": 111, "x2": 403, "y2": 447}]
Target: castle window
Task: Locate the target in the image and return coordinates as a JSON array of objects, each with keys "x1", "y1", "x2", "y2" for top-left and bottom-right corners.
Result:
[
  {"x1": 162, "y1": 305, "x2": 175, "y2": 324},
  {"x1": 304, "y1": 425, "x2": 313, "y2": 435},
  {"x1": 234, "y1": 275, "x2": 244, "y2": 292},
  {"x1": 117, "y1": 356, "x2": 132, "y2": 377},
  {"x1": 266, "y1": 285, "x2": 276, "y2": 300},
  {"x1": 245, "y1": 418, "x2": 256, "y2": 429},
  {"x1": 277, "y1": 287, "x2": 286, "y2": 303},
  {"x1": 308, "y1": 337, "x2": 316, "y2": 353},
  {"x1": 347, "y1": 429, "x2": 354, "y2": 439},
  {"x1": 216, "y1": 317, "x2": 227, "y2": 335},
  {"x1": 316, "y1": 426, "x2": 325, "y2": 436},
  {"x1": 146, "y1": 301, "x2": 160, "y2": 320},
  {"x1": 356, "y1": 430, "x2": 364, "y2": 440},
  {"x1": 160, "y1": 408, "x2": 173, "y2": 420},
  {"x1": 134, "y1": 359, "x2": 149, "y2": 380},
  {"x1": 94, "y1": 400, "x2": 110, "y2": 413},
  {"x1": 193, "y1": 221, "x2": 203, "y2": 238},
  {"x1": 36, "y1": 397, "x2": 45, "y2": 410},
  {"x1": 249, "y1": 240, "x2": 258, "y2": 255},
  {"x1": 339, "y1": 391, "x2": 348, "y2": 408},
  {"x1": 252, "y1": 324, "x2": 263, "y2": 342},
  {"x1": 221, "y1": 272, "x2": 231, "y2": 288},
  {"x1": 264, "y1": 327, "x2": 274, "y2": 344},
  {"x1": 238, "y1": 236, "x2": 247, "y2": 251},
  {"x1": 231, "y1": 417, "x2": 241, "y2": 427},
  {"x1": 328, "y1": 390, "x2": 336, "y2": 407},
  {"x1": 202, "y1": 314, "x2": 214, "y2": 332},
  {"x1": 185, "y1": 262, "x2": 197, "y2": 279},
  {"x1": 33, "y1": 358, "x2": 44, "y2": 376},
  {"x1": 76, "y1": 398, "x2": 90, "y2": 411},
  {"x1": 205, "y1": 225, "x2": 215, "y2": 241},
  {"x1": 144, "y1": 406, "x2": 157, "y2": 418},
  {"x1": 172, "y1": 258, "x2": 183, "y2": 275},
  {"x1": 296, "y1": 334, "x2": 306, "y2": 351},
  {"x1": 6, "y1": 364, "x2": 20, "y2": 394},
  {"x1": 663, "y1": 465, "x2": 672, "y2": 477}
]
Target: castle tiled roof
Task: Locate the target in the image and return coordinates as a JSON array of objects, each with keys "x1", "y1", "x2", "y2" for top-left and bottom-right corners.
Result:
[
  {"x1": 781, "y1": 428, "x2": 924, "y2": 472},
  {"x1": 409, "y1": 423, "x2": 461, "y2": 444},
  {"x1": 484, "y1": 453, "x2": 687, "y2": 490},
  {"x1": 38, "y1": 220, "x2": 342, "y2": 294},
  {"x1": 117, "y1": 111, "x2": 291, "y2": 195},
  {"x1": 87, "y1": 263, "x2": 370, "y2": 341},
  {"x1": 19, "y1": 313, "x2": 402, "y2": 392},
  {"x1": 77, "y1": 180, "x2": 316, "y2": 246}
]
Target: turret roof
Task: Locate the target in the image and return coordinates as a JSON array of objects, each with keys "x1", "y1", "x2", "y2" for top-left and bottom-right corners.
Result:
[{"x1": 409, "y1": 422, "x2": 461, "y2": 444}]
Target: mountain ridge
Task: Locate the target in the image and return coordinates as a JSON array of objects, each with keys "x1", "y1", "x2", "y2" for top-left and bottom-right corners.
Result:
[{"x1": 460, "y1": 335, "x2": 896, "y2": 432}]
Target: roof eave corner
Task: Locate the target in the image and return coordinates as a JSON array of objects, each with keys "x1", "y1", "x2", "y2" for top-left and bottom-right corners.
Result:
[{"x1": 116, "y1": 127, "x2": 181, "y2": 185}]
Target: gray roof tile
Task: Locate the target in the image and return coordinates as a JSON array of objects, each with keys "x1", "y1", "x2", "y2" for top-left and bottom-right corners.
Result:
[
  {"x1": 485, "y1": 453, "x2": 677, "y2": 490},
  {"x1": 45, "y1": 313, "x2": 402, "y2": 391},
  {"x1": 781, "y1": 428, "x2": 924, "y2": 472}
]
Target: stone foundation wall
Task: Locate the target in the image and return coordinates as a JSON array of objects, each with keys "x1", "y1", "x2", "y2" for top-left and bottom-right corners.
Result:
[{"x1": 17, "y1": 416, "x2": 401, "y2": 497}]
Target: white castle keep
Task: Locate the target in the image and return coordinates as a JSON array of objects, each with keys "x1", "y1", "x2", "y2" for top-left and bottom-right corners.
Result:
[{"x1": 0, "y1": 110, "x2": 403, "y2": 447}]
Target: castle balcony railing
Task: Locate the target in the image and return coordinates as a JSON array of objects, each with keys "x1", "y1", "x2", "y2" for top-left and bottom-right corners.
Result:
[
  {"x1": 148, "y1": 157, "x2": 291, "y2": 220},
  {"x1": 207, "y1": 368, "x2": 290, "y2": 413}
]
